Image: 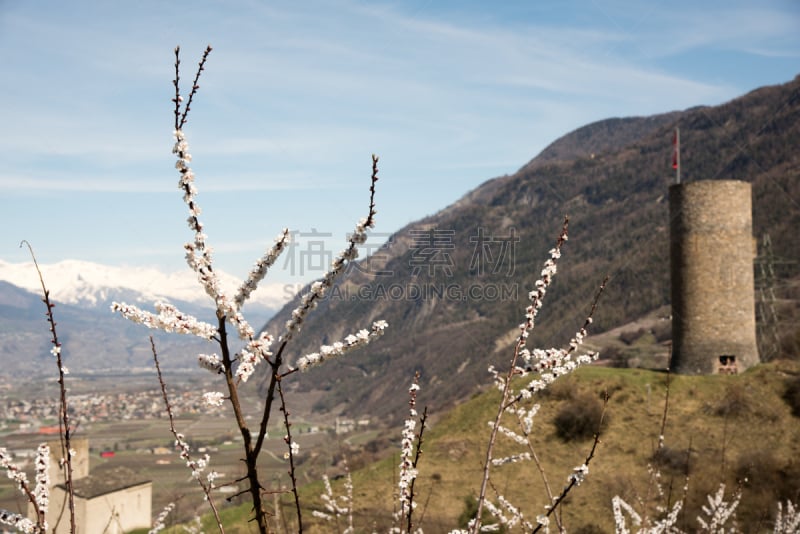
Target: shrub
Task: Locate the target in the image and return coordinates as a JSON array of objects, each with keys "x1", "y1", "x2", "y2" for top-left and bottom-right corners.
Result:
[
  {"x1": 650, "y1": 445, "x2": 691, "y2": 475},
  {"x1": 573, "y1": 523, "x2": 609, "y2": 534},
  {"x1": 712, "y1": 382, "x2": 752, "y2": 417},
  {"x1": 783, "y1": 375, "x2": 800, "y2": 417},
  {"x1": 602, "y1": 346, "x2": 629, "y2": 368},
  {"x1": 736, "y1": 449, "x2": 781, "y2": 493},
  {"x1": 540, "y1": 375, "x2": 577, "y2": 400},
  {"x1": 553, "y1": 393, "x2": 607, "y2": 442},
  {"x1": 456, "y1": 495, "x2": 506, "y2": 532}
]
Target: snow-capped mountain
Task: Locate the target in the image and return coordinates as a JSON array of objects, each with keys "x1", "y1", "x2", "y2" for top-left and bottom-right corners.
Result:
[
  {"x1": 0, "y1": 259, "x2": 287, "y2": 315},
  {"x1": 0, "y1": 259, "x2": 291, "y2": 378}
]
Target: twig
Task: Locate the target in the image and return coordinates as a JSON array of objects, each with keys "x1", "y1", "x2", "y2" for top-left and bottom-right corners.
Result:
[
  {"x1": 472, "y1": 219, "x2": 570, "y2": 532},
  {"x1": 508, "y1": 274, "x2": 608, "y2": 408},
  {"x1": 398, "y1": 373, "x2": 423, "y2": 531},
  {"x1": 116, "y1": 47, "x2": 386, "y2": 534},
  {"x1": 172, "y1": 47, "x2": 181, "y2": 131},
  {"x1": 514, "y1": 411, "x2": 563, "y2": 532},
  {"x1": 679, "y1": 437, "x2": 692, "y2": 532},
  {"x1": 21, "y1": 240, "x2": 75, "y2": 533},
  {"x1": 0, "y1": 448, "x2": 47, "y2": 532},
  {"x1": 174, "y1": 46, "x2": 213, "y2": 131},
  {"x1": 255, "y1": 155, "x2": 381, "y2": 458},
  {"x1": 406, "y1": 406, "x2": 428, "y2": 532},
  {"x1": 531, "y1": 392, "x2": 608, "y2": 533},
  {"x1": 151, "y1": 337, "x2": 225, "y2": 533},
  {"x1": 416, "y1": 478, "x2": 436, "y2": 529},
  {"x1": 277, "y1": 376, "x2": 303, "y2": 532},
  {"x1": 658, "y1": 362, "x2": 672, "y2": 450}
]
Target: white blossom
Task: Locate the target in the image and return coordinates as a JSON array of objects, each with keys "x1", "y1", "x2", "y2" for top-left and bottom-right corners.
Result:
[
  {"x1": 612, "y1": 494, "x2": 683, "y2": 534},
  {"x1": 489, "y1": 422, "x2": 528, "y2": 446},
  {"x1": 111, "y1": 301, "x2": 217, "y2": 340},
  {"x1": 294, "y1": 321, "x2": 388, "y2": 372},
  {"x1": 518, "y1": 225, "x2": 567, "y2": 346},
  {"x1": 197, "y1": 353, "x2": 223, "y2": 374},
  {"x1": 774, "y1": 500, "x2": 800, "y2": 534},
  {"x1": 398, "y1": 377, "x2": 421, "y2": 520},
  {"x1": 149, "y1": 502, "x2": 175, "y2": 534},
  {"x1": 33, "y1": 445, "x2": 49, "y2": 514},
  {"x1": 697, "y1": 484, "x2": 741, "y2": 532},
  {"x1": 1, "y1": 446, "x2": 47, "y2": 532},
  {"x1": 173, "y1": 130, "x2": 229, "y2": 308},
  {"x1": 482, "y1": 497, "x2": 533, "y2": 530},
  {"x1": 202, "y1": 392, "x2": 225, "y2": 407},
  {"x1": 234, "y1": 228, "x2": 291, "y2": 309},
  {"x1": 0, "y1": 511, "x2": 39, "y2": 534},
  {"x1": 491, "y1": 452, "x2": 531, "y2": 466},
  {"x1": 0, "y1": 447, "x2": 30, "y2": 492},
  {"x1": 235, "y1": 333, "x2": 274, "y2": 382},
  {"x1": 283, "y1": 441, "x2": 300, "y2": 460},
  {"x1": 612, "y1": 495, "x2": 642, "y2": 533},
  {"x1": 315, "y1": 470, "x2": 354, "y2": 528},
  {"x1": 282, "y1": 212, "x2": 377, "y2": 343},
  {"x1": 568, "y1": 463, "x2": 588, "y2": 486}
]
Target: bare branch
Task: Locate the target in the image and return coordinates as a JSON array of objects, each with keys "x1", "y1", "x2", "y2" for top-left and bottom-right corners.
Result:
[
  {"x1": 151, "y1": 337, "x2": 225, "y2": 533},
  {"x1": 21, "y1": 239, "x2": 74, "y2": 533}
]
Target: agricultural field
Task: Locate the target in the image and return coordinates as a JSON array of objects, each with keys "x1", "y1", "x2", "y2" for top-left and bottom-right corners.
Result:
[{"x1": 0, "y1": 376, "x2": 389, "y2": 526}]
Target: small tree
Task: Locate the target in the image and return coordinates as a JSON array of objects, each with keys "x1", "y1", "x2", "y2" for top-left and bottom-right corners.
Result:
[{"x1": 108, "y1": 47, "x2": 387, "y2": 533}]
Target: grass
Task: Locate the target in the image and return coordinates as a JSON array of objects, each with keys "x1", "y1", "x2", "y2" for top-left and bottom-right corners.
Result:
[{"x1": 289, "y1": 360, "x2": 800, "y2": 532}]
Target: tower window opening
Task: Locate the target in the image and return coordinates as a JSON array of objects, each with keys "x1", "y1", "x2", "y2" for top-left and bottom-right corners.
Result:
[{"x1": 718, "y1": 355, "x2": 738, "y2": 374}]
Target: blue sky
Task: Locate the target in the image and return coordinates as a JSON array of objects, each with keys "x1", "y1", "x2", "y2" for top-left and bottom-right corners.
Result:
[{"x1": 1, "y1": 0, "x2": 798, "y2": 285}]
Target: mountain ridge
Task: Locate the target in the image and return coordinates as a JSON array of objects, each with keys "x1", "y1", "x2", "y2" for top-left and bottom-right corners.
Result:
[
  {"x1": 0, "y1": 258, "x2": 285, "y2": 313},
  {"x1": 260, "y1": 74, "x2": 800, "y2": 423},
  {"x1": 0, "y1": 260, "x2": 281, "y2": 377}
]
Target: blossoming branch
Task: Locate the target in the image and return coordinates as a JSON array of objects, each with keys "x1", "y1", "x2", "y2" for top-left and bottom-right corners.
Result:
[{"x1": 106, "y1": 45, "x2": 387, "y2": 534}]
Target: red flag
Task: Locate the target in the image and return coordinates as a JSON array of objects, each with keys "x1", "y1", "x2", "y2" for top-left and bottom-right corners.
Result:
[{"x1": 671, "y1": 128, "x2": 680, "y2": 170}]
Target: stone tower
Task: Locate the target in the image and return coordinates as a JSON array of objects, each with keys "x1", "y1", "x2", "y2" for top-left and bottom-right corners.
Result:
[{"x1": 669, "y1": 180, "x2": 759, "y2": 374}]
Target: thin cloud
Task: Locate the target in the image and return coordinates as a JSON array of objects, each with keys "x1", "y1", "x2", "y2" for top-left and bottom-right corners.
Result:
[
  {"x1": 0, "y1": 169, "x2": 331, "y2": 193},
  {"x1": 2, "y1": 0, "x2": 759, "y2": 181},
  {"x1": 619, "y1": 4, "x2": 800, "y2": 59}
]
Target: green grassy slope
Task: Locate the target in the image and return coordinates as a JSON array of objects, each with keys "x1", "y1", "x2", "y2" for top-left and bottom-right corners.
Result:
[{"x1": 291, "y1": 360, "x2": 800, "y2": 533}]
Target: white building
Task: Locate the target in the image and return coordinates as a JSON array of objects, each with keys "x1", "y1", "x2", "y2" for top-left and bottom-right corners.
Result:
[{"x1": 30, "y1": 439, "x2": 152, "y2": 534}]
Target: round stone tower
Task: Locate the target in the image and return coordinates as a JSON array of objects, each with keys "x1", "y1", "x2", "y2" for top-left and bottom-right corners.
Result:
[{"x1": 669, "y1": 180, "x2": 759, "y2": 374}]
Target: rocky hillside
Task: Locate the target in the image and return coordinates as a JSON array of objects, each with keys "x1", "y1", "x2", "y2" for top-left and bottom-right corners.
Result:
[{"x1": 261, "y1": 75, "x2": 800, "y2": 423}]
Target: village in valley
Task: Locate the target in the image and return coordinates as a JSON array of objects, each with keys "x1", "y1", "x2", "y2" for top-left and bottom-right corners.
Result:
[{"x1": 0, "y1": 375, "x2": 376, "y2": 530}]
